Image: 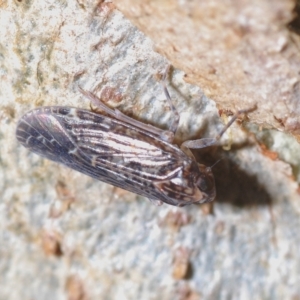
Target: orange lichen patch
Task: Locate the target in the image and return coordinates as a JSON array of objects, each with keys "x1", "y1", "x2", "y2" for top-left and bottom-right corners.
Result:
[
  {"x1": 259, "y1": 143, "x2": 279, "y2": 160},
  {"x1": 40, "y1": 229, "x2": 63, "y2": 257},
  {"x1": 65, "y1": 275, "x2": 88, "y2": 300},
  {"x1": 55, "y1": 180, "x2": 76, "y2": 201},
  {"x1": 214, "y1": 221, "x2": 225, "y2": 235},
  {"x1": 176, "y1": 282, "x2": 202, "y2": 300},
  {"x1": 49, "y1": 180, "x2": 75, "y2": 219},
  {"x1": 172, "y1": 247, "x2": 190, "y2": 280},
  {"x1": 159, "y1": 210, "x2": 191, "y2": 231},
  {"x1": 201, "y1": 202, "x2": 214, "y2": 215},
  {"x1": 219, "y1": 108, "x2": 234, "y2": 117},
  {"x1": 100, "y1": 87, "x2": 123, "y2": 104},
  {"x1": 96, "y1": 1, "x2": 116, "y2": 15}
]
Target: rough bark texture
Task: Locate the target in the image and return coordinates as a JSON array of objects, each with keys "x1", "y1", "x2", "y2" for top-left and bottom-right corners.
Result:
[
  {"x1": 1, "y1": 0, "x2": 300, "y2": 299},
  {"x1": 114, "y1": 0, "x2": 300, "y2": 141}
]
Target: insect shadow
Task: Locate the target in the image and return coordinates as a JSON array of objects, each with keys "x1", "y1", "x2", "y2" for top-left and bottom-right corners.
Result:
[{"x1": 192, "y1": 146, "x2": 272, "y2": 208}]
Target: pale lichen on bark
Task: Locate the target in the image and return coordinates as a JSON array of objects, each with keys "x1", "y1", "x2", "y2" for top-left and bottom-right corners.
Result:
[{"x1": 1, "y1": 0, "x2": 300, "y2": 299}]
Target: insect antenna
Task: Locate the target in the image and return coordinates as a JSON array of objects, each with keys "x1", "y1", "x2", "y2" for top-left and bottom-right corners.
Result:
[
  {"x1": 216, "y1": 105, "x2": 257, "y2": 141},
  {"x1": 210, "y1": 159, "x2": 222, "y2": 169},
  {"x1": 181, "y1": 104, "x2": 257, "y2": 150}
]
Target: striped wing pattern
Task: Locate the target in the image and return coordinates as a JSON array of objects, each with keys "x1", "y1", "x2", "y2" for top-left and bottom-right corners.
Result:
[{"x1": 16, "y1": 107, "x2": 193, "y2": 204}]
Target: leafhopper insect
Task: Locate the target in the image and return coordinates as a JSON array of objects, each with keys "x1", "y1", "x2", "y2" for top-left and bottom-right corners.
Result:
[{"x1": 16, "y1": 70, "x2": 256, "y2": 207}]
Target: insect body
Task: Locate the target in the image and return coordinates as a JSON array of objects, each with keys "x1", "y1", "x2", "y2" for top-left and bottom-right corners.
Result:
[
  {"x1": 16, "y1": 73, "x2": 255, "y2": 207},
  {"x1": 16, "y1": 103, "x2": 215, "y2": 206}
]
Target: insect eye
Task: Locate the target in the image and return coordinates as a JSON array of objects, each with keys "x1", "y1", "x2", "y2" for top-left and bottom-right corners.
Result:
[{"x1": 198, "y1": 176, "x2": 213, "y2": 192}]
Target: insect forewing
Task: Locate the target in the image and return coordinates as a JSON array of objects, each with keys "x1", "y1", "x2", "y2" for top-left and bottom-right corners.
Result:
[{"x1": 16, "y1": 106, "x2": 215, "y2": 206}]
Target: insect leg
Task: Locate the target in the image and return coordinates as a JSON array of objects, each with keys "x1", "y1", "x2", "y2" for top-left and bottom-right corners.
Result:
[
  {"x1": 79, "y1": 87, "x2": 175, "y2": 142},
  {"x1": 181, "y1": 105, "x2": 257, "y2": 150},
  {"x1": 161, "y1": 66, "x2": 180, "y2": 136}
]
